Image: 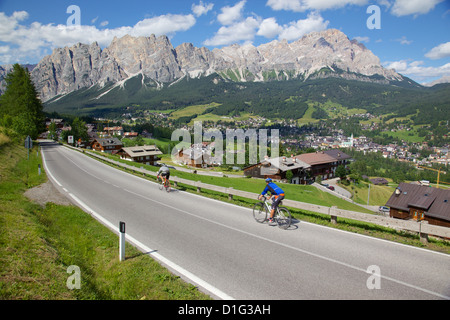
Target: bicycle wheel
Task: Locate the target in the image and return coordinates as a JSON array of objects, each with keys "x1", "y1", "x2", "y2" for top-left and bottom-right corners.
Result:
[
  {"x1": 253, "y1": 202, "x2": 267, "y2": 223},
  {"x1": 275, "y1": 207, "x2": 291, "y2": 230},
  {"x1": 158, "y1": 178, "x2": 163, "y2": 191},
  {"x1": 164, "y1": 180, "x2": 170, "y2": 192}
]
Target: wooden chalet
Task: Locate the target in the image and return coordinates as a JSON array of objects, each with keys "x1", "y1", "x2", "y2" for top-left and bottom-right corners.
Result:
[
  {"x1": 244, "y1": 155, "x2": 310, "y2": 183},
  {"x1": 244, "y1": 149, "x2": 352, "y2": 184},
  {"x1": 385, "y1": 182, "x2": 450, "y2": 228},
  {"x1": 295, "y1": 151, "x2": 341, "y2": 182},
  {"x1": 117, "y1": 145, "x2": 162, "y2": 166},
  {"x1": 174, "y1": 143, "x2": 221, "y2": 168},
  {"x1": 91, "y1": 138, "x2": 123, "y2": 153}
]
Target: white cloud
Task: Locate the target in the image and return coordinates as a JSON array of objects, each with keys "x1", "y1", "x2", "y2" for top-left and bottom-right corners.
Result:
[
  {"x1": 0, "y1": 46, "x2": 10, "y2": 54},
  {"x1": 265, "y1": 0, "x2": 444, "y2": 17},
  {"x1": 278, "y1": 12, "x2": 329, "y2": 41},
  {"x1": 384, "y1": 59, "x2": 450, "y2": 82},
  {"x1": 257, "y1": 17, "x2": 283, "y2": 38},
  {"x1": 131, "y1": 14, "x2": 196, "y2": 38},
  {"x1": 0, "y1": 11, "x2": 196, "y2": 64},
  {"x1": 192, "y1": 1, "x2": 214, "y2": 17},
  {"x1": 218, "y1": 0, "x2": 247, "y2": 25},
  {"x1": 204, "y1": 16, "x2": 260, "y2": 46},
  {"x1": 394, "y1": 36, "x2": 412, "y2": 45},
  {"x1": 205, "y1": 4, "x2": 329, "y2": 46},
  {"x1": 204, "y1": 0, "x2": 259, "y2": 45},
  {"x1": 266, "y1": 0, "x2": 368, "y2": 12},
  {"x1": 266, "y1": 0, "x2": 307, "y2": 11},
  {"x1": 353, "y1": 36, "x2": 370, "y2": 43},
  {"x1": 390, "y1": 0, "x2": 444, "y2": 17},
  {"x1": 425, "y1": 42, "x2": 450, "y2": 60}
]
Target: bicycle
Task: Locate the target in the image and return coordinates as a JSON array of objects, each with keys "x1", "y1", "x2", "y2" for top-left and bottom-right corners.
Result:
[
  {"x1": 158, "y1": 175, "x2": 171, "y2": 192},
  {"x1": 253, "y1": 195, "x2": 291, "y2": 229}
]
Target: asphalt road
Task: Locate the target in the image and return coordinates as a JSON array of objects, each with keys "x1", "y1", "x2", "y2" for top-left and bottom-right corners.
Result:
[{"x1": 40, "y1": 141, "x2": 450, "y2": 300}]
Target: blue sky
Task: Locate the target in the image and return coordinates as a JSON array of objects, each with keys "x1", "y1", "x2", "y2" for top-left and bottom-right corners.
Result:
[{"x1": 0, "y1": 0, "x2": 449, "y2": 84}]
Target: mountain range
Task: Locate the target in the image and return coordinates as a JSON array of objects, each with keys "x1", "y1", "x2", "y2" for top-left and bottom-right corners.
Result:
[
  {"x1": 2, "y1": 28, "x2": 449, "y2": 125},
  {"x1": 2, "y1": 29, "x2": 411, "y2": 102}
]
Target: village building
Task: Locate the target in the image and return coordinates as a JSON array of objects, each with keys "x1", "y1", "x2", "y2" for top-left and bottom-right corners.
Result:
[
  {"x1": 102, "y1": 126, "x2": 124, "y2": 136},
  {"x1": 323, "y1": 149, "x2": 352, "y2": 170},
  {"x1": 294, "y1": 152, "x2": 341, "y2": 182},
  {"x1": 45, "y1": 118, "x2": 65, "y2": 129},
  {"x1": 91, "y1": 138, "x2": 123, "y2": 153},
  {"x1": 244, "y1": 149, "x2": 352, "y2": 184},
  {"x1": 174, "y1": 143, "x2": 222, "y2": 168},
  {"x1": 244, "y1": 155, "x2": 311, "y2": 183},
  {"x1": 385, "y1": 182, "x2": 450, "y2": 228},
  {"x1": 123, "y1": 132, "x2": 139, "y2": 139},
  {"x1": 117, "y1": 145, "x2": 162, "y2": 166}
]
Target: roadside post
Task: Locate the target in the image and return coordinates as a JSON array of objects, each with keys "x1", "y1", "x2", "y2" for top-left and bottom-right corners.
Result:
[
  {"x1": 119, "y1": 221, "x2": 126, "y2": 261},
  {"x1": 25, "y1": 135, "x2": 33, "y2": 160}
]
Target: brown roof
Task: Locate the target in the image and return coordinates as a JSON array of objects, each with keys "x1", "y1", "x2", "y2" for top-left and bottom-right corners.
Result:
[
  {"x1": 264, "y1": 156, "x2": 310, "y2": 172},
  {"x1": 295, "y1": 152, "x2": 336, "y2": 166},
  {"x1": 386, "y1": 183, "x2": 450, "y2": 222},
  {"x1": 323, "y1": 149, "x2": 352, "y2": 160}
]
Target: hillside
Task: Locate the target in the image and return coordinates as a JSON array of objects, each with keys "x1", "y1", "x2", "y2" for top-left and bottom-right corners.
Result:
[{"x1": 43, "y1": 74, "x2": 450, "y2": 125}]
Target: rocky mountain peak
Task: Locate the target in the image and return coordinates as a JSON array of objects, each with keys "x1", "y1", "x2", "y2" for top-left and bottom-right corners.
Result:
[{"x1": 1, "y1": 29, "x2": 405, "y2": 102}]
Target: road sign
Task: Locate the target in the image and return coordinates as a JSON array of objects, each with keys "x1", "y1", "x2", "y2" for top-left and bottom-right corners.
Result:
[{"x1": 25, "y1": 136, "x2": 33, "y2": 149}]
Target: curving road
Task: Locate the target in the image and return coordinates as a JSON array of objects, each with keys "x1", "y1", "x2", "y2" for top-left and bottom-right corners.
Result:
[{"x1": 40, "y1": 141, "x2": 450, "y2": 300}]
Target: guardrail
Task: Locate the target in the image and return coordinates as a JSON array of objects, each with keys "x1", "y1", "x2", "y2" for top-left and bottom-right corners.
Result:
[{"x1": 75, "y1": 147, "x2": 450, "y2": 241}]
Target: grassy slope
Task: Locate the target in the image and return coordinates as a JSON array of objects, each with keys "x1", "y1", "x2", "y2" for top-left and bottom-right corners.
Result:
[{"x1": 0, "y1": 141, "x2": 210, "y2": 300}]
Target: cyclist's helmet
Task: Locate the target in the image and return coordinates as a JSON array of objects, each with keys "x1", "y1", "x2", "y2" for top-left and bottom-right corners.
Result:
[{"x1": 265, "y1": 178, "x2": 272, "y2": 183}]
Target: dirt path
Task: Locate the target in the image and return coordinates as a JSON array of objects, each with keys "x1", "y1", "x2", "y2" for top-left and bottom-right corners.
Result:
[{"x1": 24, "y1": 180, "x2": 72, "y2": 207}]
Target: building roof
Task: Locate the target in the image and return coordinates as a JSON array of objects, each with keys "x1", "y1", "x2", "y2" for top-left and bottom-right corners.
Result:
[
  {"x1": 95, "y1": 137, "x2": 122, "y2": 147},
  {"x1": 120, "y1": 145, "x2": 162, "y2": 158},
  {"x1": 295, "y1": 152, "x2": 337, "y2": 166},
  {"x1": 386, "y1": 182, "x2": 450, "y2": 222},
  {"x1": 264, "y1": 156, "x2": 310, "y2": 172},
  {"x1": 323, "y1": 149, "x2": 352, "y2": 161}
]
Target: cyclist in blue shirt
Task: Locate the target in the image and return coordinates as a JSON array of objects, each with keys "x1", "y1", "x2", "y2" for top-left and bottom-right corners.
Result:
[{"x1": 258, "y1": 178, "x2": 285, "y2": 223}]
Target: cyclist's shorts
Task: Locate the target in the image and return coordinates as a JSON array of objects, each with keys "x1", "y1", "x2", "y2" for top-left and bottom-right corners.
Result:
[
  {"x1": 271, "y1": 194, "x2": 285, "y2": 210},
  {"x1": 161, "y1": 172, "x2": 170, "y2": 179}
]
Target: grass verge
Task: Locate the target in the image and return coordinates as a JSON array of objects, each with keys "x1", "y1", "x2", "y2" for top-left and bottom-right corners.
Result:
[{"x1": 0, "y1": 142, "x2": 210, "y2": 300}]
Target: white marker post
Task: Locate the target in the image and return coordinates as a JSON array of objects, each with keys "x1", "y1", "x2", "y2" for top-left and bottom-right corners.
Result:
[{"x1": 119, "y1": 221, "x2": 126, "y2": 261}]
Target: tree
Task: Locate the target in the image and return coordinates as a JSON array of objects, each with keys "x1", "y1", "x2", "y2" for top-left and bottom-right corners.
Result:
[
  {"x1": 285, "y1": 170, "x2": 293, "y2": 183},
  {"x1": 134, "y1": 135, "x2": 144, "y2": 146},
  {"x1": 61, "y1": 117, "x2": 89, "y2": 144},
  {"x1": 48, "y1": 121, "x2": 57, "y2": 141},
  {"x1": 71, "y1": 117, "x2": 89, "y2": 143},
  {"x1": 0, "y1": 64, "x2": 44, "y2": 138},
  {"x1": 335, "y1": 165, "x2": 347, "y2": 180}
]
